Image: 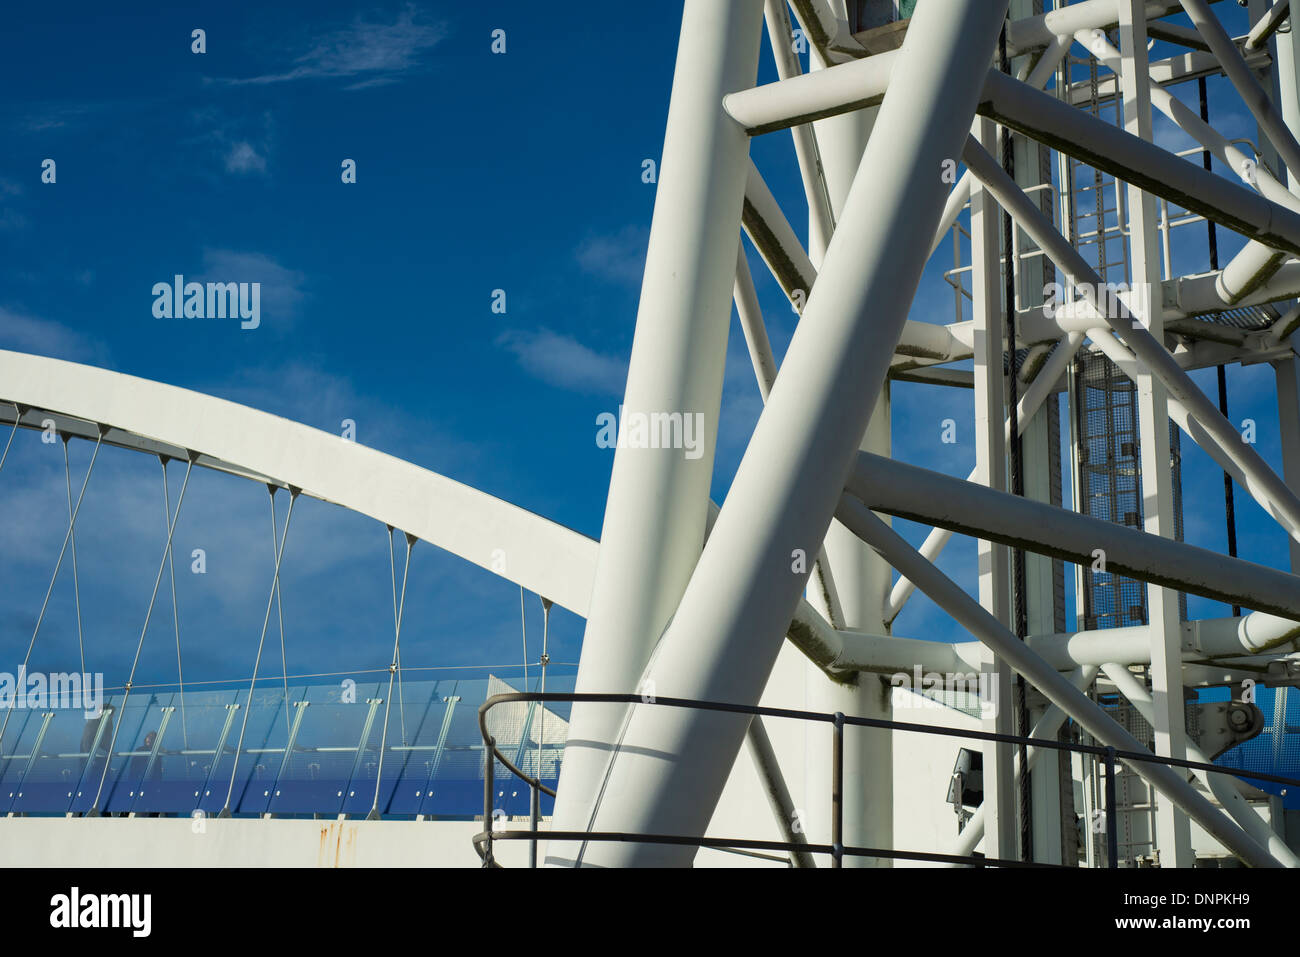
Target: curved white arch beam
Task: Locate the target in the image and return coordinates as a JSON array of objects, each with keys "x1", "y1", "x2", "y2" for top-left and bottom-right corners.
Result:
[{"x1": 0, "y1": 350, "x2": 597, "y2": 616}]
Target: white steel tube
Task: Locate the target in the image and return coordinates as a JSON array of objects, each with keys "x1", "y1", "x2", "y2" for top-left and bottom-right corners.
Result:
[
  {"x1": 546, "y1": 0, "x2": 766, "y2": 864},
  {"x1": 1246, "y1": 0, "x2": 1290, "y2": 51},
  {"x1": 1179, "y1": 0, "x2": 1300, "y2": 181},
  {"x1": 980, "y1": 70, "x2": 1300, "y2": 255},
  {"x1": 849, "y1": 452, "x2": 1300, "y2": 619},
  {"x1": 763, "y1": 0, "x2": 835, "y2": 252}
]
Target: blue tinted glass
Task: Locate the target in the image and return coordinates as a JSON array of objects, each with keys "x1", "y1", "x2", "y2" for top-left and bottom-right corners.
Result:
[{"x1": 8, "y1": 667, "x2": 576, "y2": 819}]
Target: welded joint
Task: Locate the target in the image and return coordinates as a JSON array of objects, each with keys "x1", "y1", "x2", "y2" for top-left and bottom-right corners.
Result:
[{"x1": 788, "y1": 0, "x2": 864, "y2": 63}]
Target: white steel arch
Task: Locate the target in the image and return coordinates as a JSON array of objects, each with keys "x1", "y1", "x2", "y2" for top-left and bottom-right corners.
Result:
[{"x1": 0, "y1": 349, "x2": 597, "y2": 617}]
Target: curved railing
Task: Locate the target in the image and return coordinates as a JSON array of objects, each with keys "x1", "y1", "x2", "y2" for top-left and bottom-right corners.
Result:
[{"x1": 473, "y1": 691, "x2": 1300, "y2": 869}]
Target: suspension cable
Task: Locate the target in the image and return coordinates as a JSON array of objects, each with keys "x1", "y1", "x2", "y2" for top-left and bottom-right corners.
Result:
[
  {"x1": 536, "y1": 596, "x2": 552, "y2": 790},
  {"x1": 89, "y1": 454, "x2": 194, "y2": 814},
  {"x1": 520, "y1": 586, "x2": 532, "y2": 792},
  {"x1": 371, "y1": 531, "x2": 414, "y2": 818},
  {"x1": 270, "y1": 486, "x2": 291, "y2": 740},
  {"x1": 519, "y1": 585, "x2": 529, "y2": 689},
  {"x1": 161, "y1": 457, "x2": 189, "y2": 749},
  {"x1": 0, "y1": 427, "x2": 104, "y2": 756},
  {"x1": 0, "y1": 403, "x2": 19, "y2": 474},
  {"x1": 386, "y1": 526, "x2": 409, "y2": 746},
  {"x1": 220, "y1": 487, "x2": 298, "y2": 815},
  {"x1": 63, "y1": 436, "x2": 86, "y2": 677}
]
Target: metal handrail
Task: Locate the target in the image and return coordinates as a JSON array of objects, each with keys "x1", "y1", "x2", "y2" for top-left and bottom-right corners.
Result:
[
  {"x1": 474, "y1": 691, "x2": 1059, "y2": 868},
  {"x1": 473, "y1": 691, "x2": 1300, "y2": 870},
  {"x1": 467, "y1": 691, "x2": 1248, "y2": 869}
]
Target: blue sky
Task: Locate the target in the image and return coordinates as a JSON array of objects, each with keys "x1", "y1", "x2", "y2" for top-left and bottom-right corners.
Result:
[{"x1": 0, "y1": 1, "x2": 1295, "y2": 699}]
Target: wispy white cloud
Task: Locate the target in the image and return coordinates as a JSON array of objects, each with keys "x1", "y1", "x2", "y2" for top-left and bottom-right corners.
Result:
[
  {"x1": 196, "y1": 249, "x2": 307, "y2": 325},
  {"x1": 224, "y1": 141, "x2": 267, "y2": 175},
  {"x1": 0, "y1": 307, "x2": 110, "y2": 364},
  {"x1": 221, "y1": 5, "x2": 447, "y2": 90},
  {"x1": 181, "y1": 108, "x2": 275, "y2": 179},
  {"x1": 575, "y1": 226, "x2": 649, "y2": 286},
  {"x1": 497, "y1": 328, "x2": 628, "y2": 396}
]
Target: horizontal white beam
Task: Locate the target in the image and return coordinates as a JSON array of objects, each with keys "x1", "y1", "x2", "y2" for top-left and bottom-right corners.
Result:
[{"x1": 848, "y1": 452, "x2": 1300, "y2": 619}]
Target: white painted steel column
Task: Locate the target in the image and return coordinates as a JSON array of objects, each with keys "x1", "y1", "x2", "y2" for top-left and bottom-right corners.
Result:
[
  {"x1": 970, "y1": 111, "x2": 1017, "y2": 861},
  {"x1": 800, "y1": 18, "x2": 893, "y2": 868},
  {"x1": 1278, "y1": 0, "x2": 1300, "y2": 193},
  {"x1": 1009, "y1": 0, "x2": 1070, "y2": 862},
  {"x1": 567, "y1": 0, "x2": 1011, "y2": 867},
  {"x1": 545, "y1": 0, "x2": 765, "y2": 864},
  {"x1": 1118, "y1": 0, "x2": 1193, "y2": 867}
]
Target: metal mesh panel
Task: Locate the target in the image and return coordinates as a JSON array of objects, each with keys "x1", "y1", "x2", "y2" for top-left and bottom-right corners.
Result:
[
  {"x1": 1073, "y1": 353, "x2": 1187, "y2": 630},
  {"x1": 1206, "y1": 304, "x2": 1280, "y2": 331}
]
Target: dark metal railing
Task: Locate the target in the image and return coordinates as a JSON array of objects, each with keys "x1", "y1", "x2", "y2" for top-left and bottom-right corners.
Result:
[{"x1": 473, "y1": 691, "x2": 1300, "y2": 869}]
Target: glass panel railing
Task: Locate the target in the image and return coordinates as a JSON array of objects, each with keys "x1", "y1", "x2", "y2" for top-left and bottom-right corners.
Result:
[{"x1": 1, "y1": 668, "x2": 575, "y2": 819}]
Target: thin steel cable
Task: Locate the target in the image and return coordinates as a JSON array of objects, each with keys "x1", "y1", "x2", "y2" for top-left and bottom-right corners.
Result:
[
  {"x1": 0, "y1": 413, "x2": 19, "y2": 475},
  {"x1": 63, "y1": 438, "x2": 85, "y2": 677},
  {"x1": 519, "y1": 586, "x2": 529, "y2": 688},
  {"x1": 386, "y1": 526, "x2": 409, "y2": 745},
  {"x1": 161, "y1": 458, "x2": 189, "y2": 749},
  {"x1": 0, "y1": 429, "x2": 103, "y2": 755},
  {"x1": 1000, "y1": 21, "x2": 1033, "y2": 865},
  {"x1": 536, "y1": 597, "x2": 552, "y2": 788},
  {"x1": 0, "y1": 404, "x2": 19, "y2": 474},
  {"x1": 372, "y1": 532, "x2": 414, "y2": 815},
  {"x1": 270, "y1": 488, "x2": 291, "y2": 741},
  {"x1": 220, "y1": 488, "x2": 298, "y2": 814},
  {"x1": 520, "y1": 586, "x2": 531, "y2": 783},
  {"x1": 90, "y1": 456, "x2": 194, "y2": 813}
]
